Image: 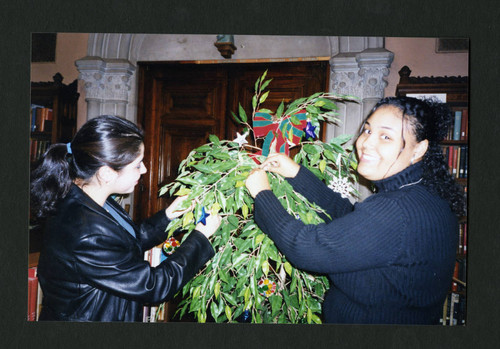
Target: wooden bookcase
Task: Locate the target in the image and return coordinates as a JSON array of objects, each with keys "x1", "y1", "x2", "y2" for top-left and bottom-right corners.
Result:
[
  {"x1": 30, "y1": 73, "x2": 79, "y2": 256},
  {"x1": 396, "y1": 65, "x2": 468, "y2": 326},
  {"x1": 28, "y1": 73, "x2": 79, "y2": 321}
]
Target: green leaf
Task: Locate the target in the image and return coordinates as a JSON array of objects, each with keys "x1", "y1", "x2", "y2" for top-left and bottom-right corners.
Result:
[
  {"x1": 211, "y1": 151, "x2": 231, "y2": 160},
  {"x1": 261, "y1": 78, "x2": 272, "y2": 91},
  {"x1": 242, "y1": 203, "x2": 249, "y2": 218},
  {"x1": 177, "y1": 176, "x2": 199, "y2": 186},
  {"x1": 330, "y1": 134, "x2": 353, "y2": 145},
  {"x1": 195, "y1": 144, "x2": 212, "y2": 153},
  {"x1": 220, "y1": 248, "x2": 232, "y2": 268},
  {"x1": 252, "y1": 95, "x2": 257, "y2": 110},
  {"x1": 238, "y1": 103, "x2": 248, "y2": 123},
  {"x1": 261, "y1": 260, "x2": 269, "y2": 276},
  {"x1": 276, "y1": 101, "x2": 285, "y2": 118},
  {"x1": 254, "y1": 76, "x2": 261, "y2": 93},
  {"x1": 319, "y1": 159, "x2": 327, "y2": 173},
  {"x1": 182, "y1": 211, "x2": 194, "y2": 228},
  {"x1": 259, "y1": 91, "x2": 270, "y2": 104},
  {"x1": 311, "y1": 313, "x2": 322, "y2": 324},
  {"x1": 209, "y1": 134, "x2": 220, "y2": 145},
  {"x1": 260, "y1": 70, "x2": 268, "y2": 85},
  {"x1": 223, "y1": 293, "x2": 238, "y2": 306},
  {"x1": 227, "y1": 215, "x2": 239, "y2": 228},
  {"x1": 214, "y1": 282, "x2": 221, "y2": 300},
  {"x1": 192, "y1": 163, "x2": 214, "y2": 173},
  {"x1": 303, "y1": 144, "x2": 319, "y2": 154},
  {"x1": 210, "y1": 301, "x2": 220, "y2": 321},
  {"x1": 306, "y1": 105, "x2": 320, "y2": 115},
  {"x1": 225, "y1": 305, "x2": 232, "y2": 322},
  {"x1": 269, "y1": 294, "x2": 283, "y2": 318},
  {"x1": 307, "y1": 308, "x2": 313, "y2": 324},
  {"x1": 174, "y1": 187, "x2": 191, "y2": 196},
  {"x1": 230, "y1": 111, "x2": 242, "y2": 124},
  {"x1": 232, "y1": 253, "x2": 249, "y2": 270}
]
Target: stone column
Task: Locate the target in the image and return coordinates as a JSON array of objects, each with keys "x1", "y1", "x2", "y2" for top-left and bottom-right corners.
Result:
[
  {"x1": 327, "y1": 39, "x2": 394, "y2": 199},
  {"x1": 75, "y1": 56, "x2": 135, "y2": 121}
]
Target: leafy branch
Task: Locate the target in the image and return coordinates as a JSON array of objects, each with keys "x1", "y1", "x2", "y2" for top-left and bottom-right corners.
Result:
[{"x1": 159, "y1": 71, "x2": 358, "y2": 323}]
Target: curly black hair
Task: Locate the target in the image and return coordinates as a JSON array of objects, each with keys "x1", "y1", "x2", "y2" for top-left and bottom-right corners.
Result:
[{"x1": 369, "y1": 96, "x2": 466, "y2": 216}]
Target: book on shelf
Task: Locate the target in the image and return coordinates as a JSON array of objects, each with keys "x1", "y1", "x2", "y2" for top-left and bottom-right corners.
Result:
[
  {"x1": 30, "y1": 104, "x2": 44, "y2": 132},
  {"x1": 30, "y1": 105, "x2": 53, "y2": 133},
  {"x1": 445, "y1": 108, "x2": 468, "y2": 141},
  {"x1": 453, "y1": 111, "x2": 462, "y2": 141},
  {"x1": 441, "y1": 292, "x2": 466, "y2": 326},
  {"x1": 28, "y1": 266, "x2": 42, "y2": 321},
  {"x1": 443, "y1": 145, "x2": 468, "y2": 179},
  {"x1": 462, "y1": 220, "x2": 467, "y2": 255},
  {"x1": 457, "y1": 222, "x2": 468, "y2": 255},
  {"x1": 30, "y1": 139, "x2": 51, "y2": 162},
  {"x1": 460, "y1": 109, "x2": 468, "y2": 141}
]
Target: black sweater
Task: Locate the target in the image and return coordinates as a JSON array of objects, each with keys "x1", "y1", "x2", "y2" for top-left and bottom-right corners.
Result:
[{"x1": 254, "y1": 162, "x2": 457, "y2": 324}]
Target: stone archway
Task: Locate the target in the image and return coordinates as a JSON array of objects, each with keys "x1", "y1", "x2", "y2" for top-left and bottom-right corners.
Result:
[{"x1": 75, "y1": 33, "x2": 394, "y2": 201}]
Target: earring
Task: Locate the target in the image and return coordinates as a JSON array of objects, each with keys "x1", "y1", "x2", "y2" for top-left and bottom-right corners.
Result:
[{"x1": 410, "y1": 156, "x2": 415, "y2": 165}]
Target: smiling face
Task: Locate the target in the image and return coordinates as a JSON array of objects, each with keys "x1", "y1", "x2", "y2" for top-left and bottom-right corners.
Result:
[
  {"x1": 111, "y1": 143, "x2": 147, "y2": 194},
  {"x1": 355, "y1": 105, "x2": 428, "y2": 181}
]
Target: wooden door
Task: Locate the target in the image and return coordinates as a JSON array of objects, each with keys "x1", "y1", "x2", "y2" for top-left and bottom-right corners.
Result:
[
  {"x1": 135, "y1": 64, "x2": 229, "y2": 220},
  {"x1": 134, "y1": 61, "x2": 328, "y2": 222}
]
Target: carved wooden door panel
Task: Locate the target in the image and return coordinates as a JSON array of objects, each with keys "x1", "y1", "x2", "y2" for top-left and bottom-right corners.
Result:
[
  {"x1": 135, "y1": 64, "x2": 228, "y2": 220},
  {"x1": 135, "y1": 61, "x2": 328, "y2": 222}
]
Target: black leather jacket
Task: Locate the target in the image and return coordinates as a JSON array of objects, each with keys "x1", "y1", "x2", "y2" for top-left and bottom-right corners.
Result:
[{"x1": 37, "y1": 184, "x2": 214, "y2": 321}]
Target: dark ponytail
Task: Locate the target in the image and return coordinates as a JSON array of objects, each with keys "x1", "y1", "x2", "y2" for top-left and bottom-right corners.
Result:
[
  {"x1": 367, "y1": 97, "x2": 466, "y2": 216},
  {"x1": 30, "y1": 115, "x2": 144, "y2": 219},
  {"x1": 30, "y1": 143, "x2": 73, "y2": 219}
]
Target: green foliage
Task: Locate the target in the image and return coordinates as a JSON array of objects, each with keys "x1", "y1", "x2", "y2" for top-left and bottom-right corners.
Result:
[{"x1": 159, "y1": 71, "x2": 358, "y2": 323}]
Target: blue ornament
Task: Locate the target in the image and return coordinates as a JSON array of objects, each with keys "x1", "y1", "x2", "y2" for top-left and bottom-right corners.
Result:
[
  {"x1": 196, "y1": 207, "x2": 210, "y2": 225},
  {"x1": 240, "y1": 309, "x2": 251, "y2": 322},
  {"x1": 303, "y1": 121, "x2": 316, "y2": 139}
]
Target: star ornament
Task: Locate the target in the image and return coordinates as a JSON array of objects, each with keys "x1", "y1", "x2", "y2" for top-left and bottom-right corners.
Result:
[
  {"x1": 303, "y1": 121, "x2": 317, "y2": 139},
  {"x1": 233, "y1": 132, "x2": 249, "y2": 147},
  {"x1": 196, "y1": 206, "x2": 210, "y2": 225}
]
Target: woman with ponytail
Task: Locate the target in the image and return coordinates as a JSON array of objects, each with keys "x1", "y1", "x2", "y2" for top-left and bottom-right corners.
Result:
[
  {"x1": 31, "y1": 114, "x2": 221, "y2": 321},
  {"x1": 245, "y1": 97, "x2": 464, "y2": 324}
]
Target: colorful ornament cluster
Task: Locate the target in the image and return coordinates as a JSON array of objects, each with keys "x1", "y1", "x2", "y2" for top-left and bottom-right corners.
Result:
[
  {"x1": 162, "y1": 237, "x2": 180, "y2": 255},
  {"x1": 258, "y1": 278, "x2": 277, "y2": 297}
]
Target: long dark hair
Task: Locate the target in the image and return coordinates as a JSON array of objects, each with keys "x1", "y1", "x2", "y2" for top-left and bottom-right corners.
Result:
[
  {"x1": 361, "y1": 96, "x2": 466, "y2": 216},
  {"x1": 30, "y1": 115, "x2": 144, "y2": 219}
]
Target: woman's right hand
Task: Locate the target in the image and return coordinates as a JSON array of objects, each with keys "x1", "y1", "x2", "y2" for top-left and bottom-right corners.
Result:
[
  {"x1": 261, "y1": 153, "x2": 300, "y2": 178},
  {"x1": 195, "y1": 213, "x2": 222, "y2": 239}
]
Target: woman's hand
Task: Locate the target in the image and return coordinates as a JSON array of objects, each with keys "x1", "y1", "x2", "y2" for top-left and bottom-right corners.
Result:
[
  {"x1": 195, "y1": 213, "x2": 222, "y2": 239},
  {"x1": 260, "y1": 153, "x2": 300, "y2": 178},
  {"x1": 165, "y1": 195, "x2": 194, "y2": 220},
  {"x1": 245, "y1": 168, "x2": 271, "y2": 198}
]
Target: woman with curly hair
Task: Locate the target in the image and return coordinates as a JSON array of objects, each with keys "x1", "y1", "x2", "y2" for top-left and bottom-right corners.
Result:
[
  {"x1": 245, "y1": 96, "x2": 464, "y2": 324},
  {"x1": 30, "y1": 114, "x2": 221, "y2": 321}
]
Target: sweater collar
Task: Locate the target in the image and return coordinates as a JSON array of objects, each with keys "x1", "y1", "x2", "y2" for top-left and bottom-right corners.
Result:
[{"x1": 372, "y1": 162, "x2": 424, "y2": 192}]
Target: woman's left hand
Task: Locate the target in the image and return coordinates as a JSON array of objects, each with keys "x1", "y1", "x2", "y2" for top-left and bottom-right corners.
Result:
[
  {"x1": 245, "y1": 168, "x2": 271, "y2": 198},
  {"x1": 165, "y1": 195, "x2": 194, "y2": 219}
]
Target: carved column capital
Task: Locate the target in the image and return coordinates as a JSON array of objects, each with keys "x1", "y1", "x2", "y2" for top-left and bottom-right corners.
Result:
[
  {"x1": 329, "y1": 48, "x2": 394, "y2": 101},
  {"x1": 329, "y1": 54, "x2": 364, "y2": 98},
  {"x1": 356, "y1": 49, "x2": 394, "y2": 99},
  {"x1": 76, "y1": 57, "x2": 135, "y2": 103},
  {"x1": 75, "y1": 56, "x2": 136, "y2": 119}
]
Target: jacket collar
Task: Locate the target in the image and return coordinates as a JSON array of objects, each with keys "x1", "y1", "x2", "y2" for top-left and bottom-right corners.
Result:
[
  {"x1": 66, "y1": 184, "x2": 138, "y2": 237},
  {"x1": 372, "y1": 162, "x2": 424, "y2": 193}
]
